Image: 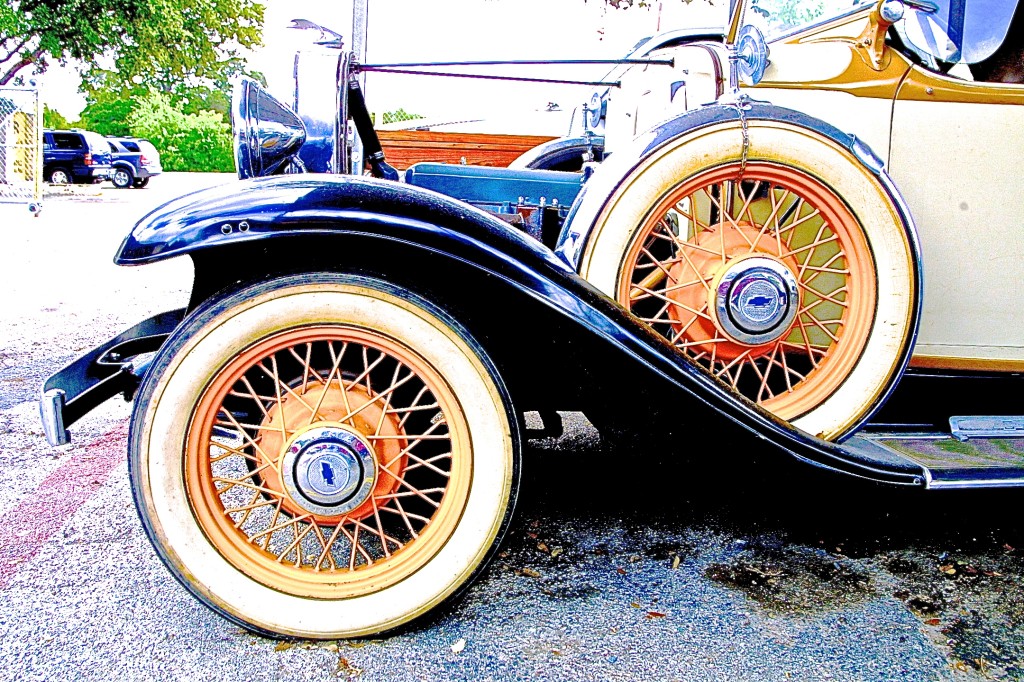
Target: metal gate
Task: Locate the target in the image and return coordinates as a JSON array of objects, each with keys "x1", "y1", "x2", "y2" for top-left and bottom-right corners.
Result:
[{"x1": 0, "y1": 85, "x2": 42, "y2": 214}]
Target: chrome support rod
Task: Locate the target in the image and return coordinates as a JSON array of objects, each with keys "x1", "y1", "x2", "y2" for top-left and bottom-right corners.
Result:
[
  {"x1": 358, "y1": 58, "x2": 674, "y2": 68},
  {"x1": 356, "y1": 67, "x2": 622, "y2": 88}
]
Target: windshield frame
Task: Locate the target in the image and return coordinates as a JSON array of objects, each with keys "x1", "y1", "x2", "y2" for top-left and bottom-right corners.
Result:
[{"x1": 732, "y1": 0, "x2": 878, "y2": 44}]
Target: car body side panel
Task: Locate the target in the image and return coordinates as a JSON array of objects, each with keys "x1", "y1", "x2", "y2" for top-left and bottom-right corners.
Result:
[
  {"x1": 891, "y1": 68, "x2": 1024, "y2": 369},
  {"x1": 115, "y1": 174, "x2": 925, "y2": 485}
]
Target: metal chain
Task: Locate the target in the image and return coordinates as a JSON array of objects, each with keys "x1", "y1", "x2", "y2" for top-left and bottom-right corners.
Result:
[{"x1": 734, "y1": 94, "x2": 752, "y2": 181}]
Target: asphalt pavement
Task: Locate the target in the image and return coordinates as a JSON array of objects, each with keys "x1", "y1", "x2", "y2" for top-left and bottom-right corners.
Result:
[{"x1": 0, "y1": 174, "x2": 1021, "y2": 681}]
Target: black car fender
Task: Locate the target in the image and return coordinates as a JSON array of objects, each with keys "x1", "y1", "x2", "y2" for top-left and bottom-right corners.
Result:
[{"x1": 115, "y1": 174, "x2": 925, "y2": 485}]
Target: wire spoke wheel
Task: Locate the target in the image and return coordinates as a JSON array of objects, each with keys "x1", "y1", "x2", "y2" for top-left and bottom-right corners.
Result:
[
  {"x1": 130, "y1": 275, "x2": 518, "y2": 638},
  {"x1": 189, "y1": 325, "x2": 468, "y2": 597},
  {"x1": 619, "y1": 162, "x2": 875, "y2": 420},
  {"x1": 577, "y1": 120, "x2": 917, "y2": 440}
]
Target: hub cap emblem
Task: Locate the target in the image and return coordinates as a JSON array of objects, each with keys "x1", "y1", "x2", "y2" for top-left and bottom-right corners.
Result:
[{"x1": 714, "y1": 257, "x2": 799, "y2": 346}]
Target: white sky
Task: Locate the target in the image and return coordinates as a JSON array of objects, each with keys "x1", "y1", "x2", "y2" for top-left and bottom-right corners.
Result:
[{"x1": 40, "y1": 0, "x2": 726, "y2": 133}]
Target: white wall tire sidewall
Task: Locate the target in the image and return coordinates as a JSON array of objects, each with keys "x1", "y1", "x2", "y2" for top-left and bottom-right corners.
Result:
[
  {"x1": 580, "y1": 121, "x2": 916, "y2": 440},
  {"x1": 136, "y1": 282, "x2": 514, "y2": 638}
]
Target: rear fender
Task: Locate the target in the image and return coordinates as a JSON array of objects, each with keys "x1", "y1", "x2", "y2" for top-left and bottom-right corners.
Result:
[{"x1": 116, "y1": 175, "x2": 925, "y2": 485}]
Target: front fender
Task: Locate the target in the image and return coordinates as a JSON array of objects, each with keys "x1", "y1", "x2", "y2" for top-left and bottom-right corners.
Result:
[{"x1": 115, "y1": 174, "x2": 925, "y2": 486}]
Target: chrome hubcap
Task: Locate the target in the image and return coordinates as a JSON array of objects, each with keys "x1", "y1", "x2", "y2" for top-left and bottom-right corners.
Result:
[
  {"x1": 282, "y1": 425, "x2": 377, "y2": 516},
  {"x1": 712, "y1": 256, "x2": 799, "y2": 346}
]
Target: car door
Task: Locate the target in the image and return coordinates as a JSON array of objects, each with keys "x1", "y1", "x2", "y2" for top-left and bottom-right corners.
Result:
[{"x1": 887, "y1": 0, "x2": 1024, "y2": 371}]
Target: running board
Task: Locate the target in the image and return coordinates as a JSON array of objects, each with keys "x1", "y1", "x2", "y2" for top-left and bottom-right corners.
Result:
[{"x1": 848, "y1": 416, "x2": 1024, "y2": 489}]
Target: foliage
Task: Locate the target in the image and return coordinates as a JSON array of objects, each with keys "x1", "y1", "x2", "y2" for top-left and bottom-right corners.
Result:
[
  {"x1": 76, "y1": 96, "x2": 135, "y2": 137},
  {"x1": 42, "y1": 105, "x2": 70, "y2": 129},
  {"x1": 0, "y1": 0, "x2": 263, "y2": 91},
  {"x1": 128, "y1": 90, "x2": 234, "y2": 173},
  {"x1": 381, "y1": 108, "x2": 424, "y2": 125}
]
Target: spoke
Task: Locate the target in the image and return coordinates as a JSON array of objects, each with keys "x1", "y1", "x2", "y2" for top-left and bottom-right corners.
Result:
[
  {"x1": 669, "y1": 301, "x2": 711, "y2": 344},
  {"x1": 216, "y1": 409, "x2": 280, "y2": 474},
  {"x1": 213, "y1": 470, "x2": 280, "y2": 498},
  {"x1": 401, "y1": 450, "x2": 453, "y2": 478},
  {"x1": 256, "y1": 358, "x2": 316, "y2": 416},
  {"x1": 225, "y1": 490, "x2": 271, "y2": 529},
  {"x1": 780, "y1": 340, "x2": 829, "y2": 358},
  {"x1": 337, "y1": 367, "x2": 417, "y2": 426},
  {"x1": 276, "y1": 521, "x2": 316, "y2": 565},
  {"x1": 374, "y1": 362, "x2": 403, "y2": 437},
  {"x1": 308, "y1": 523, "x2": 338, "y2": 571},
  {"x1": 797, "y1": 285, "x2": 849, "y2": 315},
  {"x1": 350, "y1": 515, "x2": 403, "y2": 554},
  {"x1": 778, "y1": 203, "x2": 819, "y2": 245},
  {"x1": 369, "y1": 498, "x2": 392, "y2": 558},
  {"x1": 308, "y1": 341, "x2": 349, "y2": 426},
  {"x1": 209, "y1": 441, "x2": 260, "y2": 464},
  {"x1": 674, "y1": 196, "x2": 713, "y2": 233},
  {"x1": 374, "y1": 484, "x2": 446, "y2": 507},
  {"x1": 749, "y1": 186, "x2": 791, "y2": 254},
  {"x1": 800, "y1": 250, "x2": 848, "y2": 288},
  {"x1": 380, "y1": 501, "x2": 428, "y2": 536},
  {"x1": 715, "y1": 349, "x2": 753, "y2": 383},
  {"x1": 397, "y1": 385, "x2": 432, "y2": 430},
  {"x1": 260, "y1": 502, "x2": 284, "y2": 551},
  {"x1": 247, "y1": 513, "x2": 310, "y2": 543},
  {"x1": 381, "y1": 420, "x2": 449, "y2": 467},
  {"x1": 803, "y1": 312, "x2": 841, "y2": 344},
  {"x1": 269, "y1": 356, "x2": 288, "y2": 440},
  {"x1": 230, "y1": 376, "x2": 274, "y2": 420},
  {"x1": 630, "y1": 284, "x2": 714, "y2": 322},
  {"x1": 314, "y1": 523, "x2": 347, "y2": 571},
  {"x1": 756, "y1": 345, "x2": 779, "y2": 402},
  {"x1": 633, "y1": 298, "x2": 672, "y2": 324},
  {"x1": 334, "y1": 520, "x2": 375, "y2": 568},
  {"x1": 286, "y1": 343, "x2": 320, "y2": 393}
]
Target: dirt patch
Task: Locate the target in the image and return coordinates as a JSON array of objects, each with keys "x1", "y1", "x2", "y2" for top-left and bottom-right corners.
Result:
[{"x1": 705, "y1": 543, "x2": 875, "y2": 615}]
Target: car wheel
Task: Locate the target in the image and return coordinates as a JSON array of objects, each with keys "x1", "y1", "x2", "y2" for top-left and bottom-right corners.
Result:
[
  {"x1": 112, "y1": 167, "x2": 134, "y2": 189},
  {"x1": 129, "y1": 273, "x2": 519, "y2": 638},
  {"x1": 578, "y1": 120, "x2": 917, "y2": 441},
  {"x1": 133, "y1": 177, "x2": 150, "y2": 188},
  {"x1": 47, "y1": 168, "x2": 71, "y2": 185}
]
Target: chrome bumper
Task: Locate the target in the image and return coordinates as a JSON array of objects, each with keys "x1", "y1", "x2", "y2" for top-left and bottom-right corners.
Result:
[{"x1": 39, "y1": 309, "x2": 186, "y2": 446}]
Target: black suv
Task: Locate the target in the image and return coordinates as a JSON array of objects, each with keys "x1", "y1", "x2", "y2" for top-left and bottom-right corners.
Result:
[
  {"x1": 42, "y1": 130, "x2": 113, "y2": 184},
  {"x1": 106, "y1": 137, "x2": 163, "y2": 188}
]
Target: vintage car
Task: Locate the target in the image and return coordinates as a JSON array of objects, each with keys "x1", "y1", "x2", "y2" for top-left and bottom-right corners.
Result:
[{"x1": 40, "y1": 0, "x2": 1023, "y2": 639}]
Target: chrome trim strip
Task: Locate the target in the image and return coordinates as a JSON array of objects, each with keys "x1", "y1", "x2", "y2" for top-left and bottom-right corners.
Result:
[{"x1": 927, "y1": 477, "x2": 1024, "y2": 490}]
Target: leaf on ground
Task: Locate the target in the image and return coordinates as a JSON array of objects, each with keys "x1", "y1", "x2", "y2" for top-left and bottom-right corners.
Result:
[
  {"x1": 671, "y1": 555, "x2": 681, "y2": 570},
  {"x1": 451, "y1": 638, "x2": 467, "y2": 654},
  {"x1": 925, "y1": 618, "x2": 941, "y2": 626},
  {"x1": 551, "y1": 547, "x2": 564, "y2": 558},
  {"x1": 537, "y1": 542, "x2": 550, "y2": 553},
  {"x1": 521, "y1": 567, "x2": 541, "y2": 578},
  {"x1": 646, "y1": 611, "x2": 667, "y2": 619},
  {"x1": 274, "y1": 641, "x2": 294, "y2": 652},
  {"x1": 616, "y1": 567, "x2": 627, "y2": 575}
]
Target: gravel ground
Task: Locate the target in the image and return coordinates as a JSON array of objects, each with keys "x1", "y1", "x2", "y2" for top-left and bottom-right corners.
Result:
[{"x1": 0, "y1": 174, "x2": 1022, "y2": 682}]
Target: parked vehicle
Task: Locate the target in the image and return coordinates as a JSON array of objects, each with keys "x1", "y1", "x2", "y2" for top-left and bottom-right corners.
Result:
[
  {"x1": 106, "y1": 137, "x2": 162, "y2": 188},
  {"x1": 40, "y1": 0, "x2": 1024, "y2": 639},
  {"x1": 42, "y1": 129, "x2": 112, "y2": 184}
]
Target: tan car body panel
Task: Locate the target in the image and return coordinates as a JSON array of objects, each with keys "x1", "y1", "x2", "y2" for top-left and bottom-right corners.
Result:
[{"x1": 752, "y1": 4, "x2": 1024, "y2": 370}]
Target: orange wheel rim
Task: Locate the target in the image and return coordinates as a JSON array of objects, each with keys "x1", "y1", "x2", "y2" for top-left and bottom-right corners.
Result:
[
  {"x1": 185, "y1": 325, "x2": 472, "y2": 599},
  {"x1": 617, "y1": 162, "x2": 876, "y2": 421}
]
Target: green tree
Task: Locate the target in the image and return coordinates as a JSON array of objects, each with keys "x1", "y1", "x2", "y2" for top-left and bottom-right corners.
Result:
[
  {"x1": 76, "y1": 94, "x2": 136, "y2": 136},
  {"x1": 0, "y1": 0, "x2": 263, "y2": 89},
  {"x1": 43, "y1": 105, "x2": 70, "y2": 129},
  {"x1": 129, "y1": 90, "x2": 234, "y2": 172}
]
